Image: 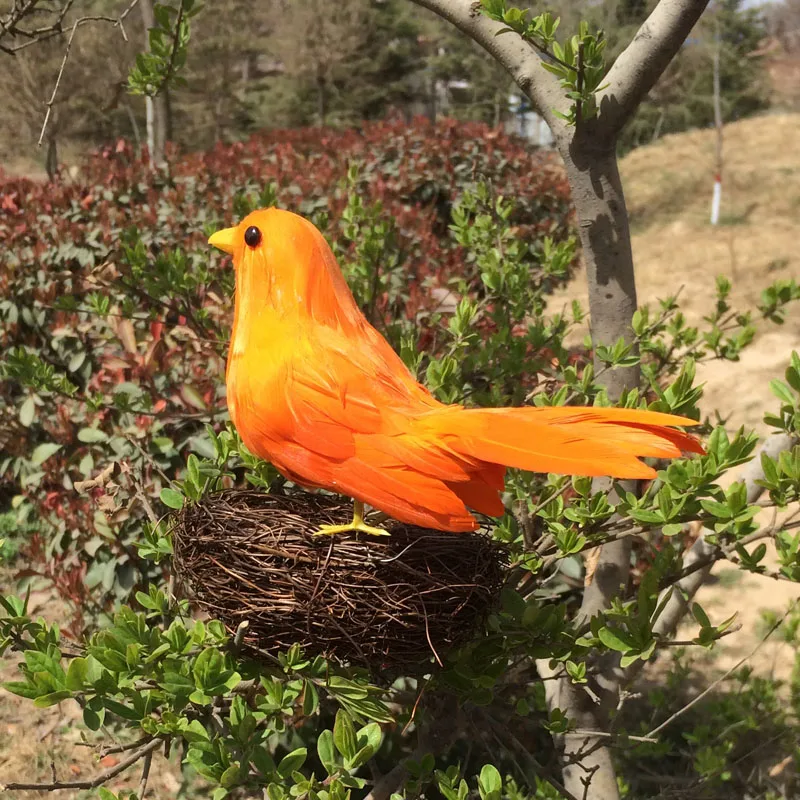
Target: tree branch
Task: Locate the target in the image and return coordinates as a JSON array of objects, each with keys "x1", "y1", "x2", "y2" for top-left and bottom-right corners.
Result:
[
  {"x1": 644, "y1": 595, "x2": 800, "y2": 740},
  {"x1": 363, "y1": 696, "x2": 462, "y2": 800},
  {"x1": 598, "y1": 0, "x2": 711, "y2": 138},
  {"x1": 406, "y1": 0, "x2": 567, "y2": 130},
  {"x1": 623, "y1": 432, "x2": 796, "y2": 686},
  {"x1": 1, "y1": 736, "x2": 160, "y2": 792},
  {"x1": 31, "y1": 0, "x2": 138, "y2": 145},
  {"x1": 160, "y1": 0, "x2": 186, "y2": 93}
]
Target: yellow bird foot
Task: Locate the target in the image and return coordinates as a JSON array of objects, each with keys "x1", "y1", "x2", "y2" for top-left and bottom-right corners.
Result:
[
  {"x1": 312, "y1": 500, "x2": 390, "y2": 537},
  {"x1": 313, "y1": 521, "x2": 390, "y2": 537}
]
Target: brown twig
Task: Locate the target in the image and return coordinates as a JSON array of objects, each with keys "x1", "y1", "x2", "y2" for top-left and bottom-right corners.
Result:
[
  {"x1": 137, "y1": 749, "x2": 153, "y2": 799},
  {"x1": 159, "y1": 0, "x2": 186, "y2": 93},
  {"x1": 1, "y1": 736, "x2": 160, "y2": 792},
  {"x1": 644, "y1": 596, "x2": 800, "y2": 740},
  {"x1": 34, "y1": 1, "x2": 138, "y2": 145}
]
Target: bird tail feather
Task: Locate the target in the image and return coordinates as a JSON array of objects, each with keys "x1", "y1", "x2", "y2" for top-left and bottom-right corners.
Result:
[{"x1": 420, "y1": 405, "x2": 704, "y2": 480}]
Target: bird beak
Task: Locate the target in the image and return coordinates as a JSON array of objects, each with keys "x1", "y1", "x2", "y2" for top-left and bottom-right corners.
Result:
[{"x1": 208, "y1": 226, "x2": 238, "y2": 255}]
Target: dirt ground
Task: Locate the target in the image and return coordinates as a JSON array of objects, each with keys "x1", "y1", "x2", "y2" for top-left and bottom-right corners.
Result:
[{"x1": 1, "y1": 113, "x2": 799, "y2": 795}]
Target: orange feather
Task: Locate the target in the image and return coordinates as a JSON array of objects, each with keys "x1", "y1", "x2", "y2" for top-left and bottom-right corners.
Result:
[{"x1": 210, "y1": 208, "x2": 704, "y2": 532}]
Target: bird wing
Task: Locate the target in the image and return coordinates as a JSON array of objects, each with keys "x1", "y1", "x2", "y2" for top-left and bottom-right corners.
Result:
[{"x1": 234, "y1": 322, "x2": 497, "y2": 529}]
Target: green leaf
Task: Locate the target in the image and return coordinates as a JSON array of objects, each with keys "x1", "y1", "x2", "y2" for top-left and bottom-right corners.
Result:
[
  {"x1": 277, "y1": 747, "x2": 307, "y2": 778},
  {"x1": 65, "y1": 657, "x2": 89, "y2": 691},
  {"x1": 77, "y1": 427, "x2": 108, "y2": 443},
  {"x1": 19, "y1": 396, "x2": 35, "y2": 427},
  {"x1": 770, "y1": 379, "x2": 795, "y2": 406},
  {"x1": 302, "y1": 679, "x2": 319, "y2": 716},
  {"x1": 478, "y1": 764, "x2": 502, "y2": 800},
  {"x1": 34, "y1": 690, "x2": 72, "y2": 707},
  {"x1": 160, "y1": 488, "x2": 184, "y2": 509},
  {"x1": 3, "y1": 680, "x2": 40, "y2": 700},
  {"x1": 30, "y1": 442, "x2": 62, "y2": 466},
  {"x1": 326, "y1": 675, "x2": 369, "y2": 700},
  {"x1": 348, "y1": 744, "x2": 375, "y2": 770},
  {"x1": 317, "y1": 729, "x2": 336, "y2": 773},
  {"x1": 338, "y1": 696, "x2": 394, "y2": 724},
  {"x1": 102, "y1": 698, "x2": 142, "y2": 721},
  {"x1": 84, "y1": 703, "x2": 104, "y2": 730},
  {"x1": 598, "y1": 627, "x2": 636, "y2": 652},
  {"x1": 220, "y1": 763, "x2": 242, "y2": 789},
  {"x1": 25, "y1": 650, "x2": 65, "y2": 685},
  {"x1": 333, "y1": 709, "x2": 358, "y2": 760},
  {"x1": 700, "y1": 499, "x2": 732, "y2": 519},
  {"x1": 358, "y1": 722, "x2": 382, "y2": 753},
  {"x1": 692, "y1": 602, "x2": 711, "y2": 628}
]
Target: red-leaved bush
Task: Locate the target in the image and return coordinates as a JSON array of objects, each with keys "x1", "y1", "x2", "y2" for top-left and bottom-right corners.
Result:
[{"x1": 0, "y1": 117, "x2": 572, "y2": 633}]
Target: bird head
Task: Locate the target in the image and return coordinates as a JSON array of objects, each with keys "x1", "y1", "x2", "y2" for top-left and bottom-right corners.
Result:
[
  {"x1": 208, "y1": 207, "x2": 363, "y2": 328},
  {"x1": 208, "y1": 206, "x2": 301, "y2": 262}
]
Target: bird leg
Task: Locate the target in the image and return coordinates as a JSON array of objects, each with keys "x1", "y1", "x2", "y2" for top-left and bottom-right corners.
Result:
[{"x1": 313, "y1": 500, "x2": 390, "y2": 537}]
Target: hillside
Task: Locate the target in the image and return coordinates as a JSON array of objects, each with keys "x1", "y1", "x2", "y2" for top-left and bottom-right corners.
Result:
[
  {"x1": 548, "y1": 112, "x2": 800, "y2": 680},
  {"x1": 549, "y1": 111, "x2": 800, "y2": 434}
]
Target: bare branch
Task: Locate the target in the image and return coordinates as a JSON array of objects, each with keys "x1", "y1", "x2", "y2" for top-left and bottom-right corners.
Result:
[
  {"x1": 598, "y1": 0, "x2": 711, "y2": 137},
  {"x1": 1, "y1": 736, "x2": 160, "y2": 792},
  {"x1": 36, "y1": 14, "x2": 79, "y2": 146},
  {"x1": 644, "y1": 595, "x2": 800, "y2": 740},
  {"x1": 364, "y1": 697, "x2": 462, "y2": 800},
  {"x1": 406, "y1": 0, "x2": 568, "y2": 131},
  {"x1": 27, "y1": 0, "x2": 138, "y2": 147},
  {"x1": 137, "y1": 748, "x2": 153, "y2": 799},
  {"x1": 2, "y1": 0, "x2": 137, "y2": 53}
]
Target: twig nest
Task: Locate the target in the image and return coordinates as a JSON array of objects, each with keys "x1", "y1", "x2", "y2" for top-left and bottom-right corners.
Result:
[{"x1": 171, "y1": 489, "x2": 508, "y2": 672}]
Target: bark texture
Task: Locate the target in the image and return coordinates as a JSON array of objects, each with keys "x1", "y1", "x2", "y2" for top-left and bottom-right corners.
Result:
[
  {"x1": 139, "y1": 0, "x2": 169, "y2": 167},
  {"x1": 406, "y1": 2, "x2": 712, "y2": 797}
]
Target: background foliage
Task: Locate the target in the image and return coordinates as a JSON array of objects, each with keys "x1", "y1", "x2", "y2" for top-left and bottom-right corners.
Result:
[
  {"x1": 0, "y1": 0, "x2": 792, "y2": 171},
  {"x1": 1, "y1": 0, "x2": 800, "y2": 798}
]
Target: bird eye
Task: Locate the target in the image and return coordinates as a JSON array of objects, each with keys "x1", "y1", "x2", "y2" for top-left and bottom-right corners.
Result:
[{"x1": 244, "y1": 226, "x2": 262, "y2": 248}]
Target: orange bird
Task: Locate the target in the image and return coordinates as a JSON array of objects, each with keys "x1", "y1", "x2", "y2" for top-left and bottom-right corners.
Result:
[{"x1": 208, "y1": 208, "x2": 703, "y2": 535}]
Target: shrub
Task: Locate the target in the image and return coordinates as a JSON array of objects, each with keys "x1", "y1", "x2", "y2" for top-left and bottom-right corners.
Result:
[
  {"x1": 0, "y1": 117, "x2": 572, "y2": 633},
  {"x1": 1, "y1": 117, "x2": 800, "y2": 800}
]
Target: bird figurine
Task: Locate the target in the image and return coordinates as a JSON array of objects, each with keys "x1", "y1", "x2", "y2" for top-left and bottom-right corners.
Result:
[{"x1": 208, "y1": 208, "x2": 702, "y2": 535}]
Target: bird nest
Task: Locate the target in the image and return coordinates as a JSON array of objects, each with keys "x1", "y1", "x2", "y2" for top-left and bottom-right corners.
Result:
[{"x1": 171, "y1": 489, "x2": 508, "y2": 672}]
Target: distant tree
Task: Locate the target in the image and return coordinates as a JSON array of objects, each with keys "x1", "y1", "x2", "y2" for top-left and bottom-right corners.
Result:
[
  {"x1": 0, "y1": 14, "x2": 135, "y2": 175},
  {"x1": 619, "y1": 0, "x2": 770, "y2": 150},
  {"x1": 179, "y1": 0, "x2": 279, "y2": 147},
  {"x1": 257, "y1": 0, "x2": 418, "y2": 127},
  {"x1": 425, "y1": 22, "x2": 514, "y2": 125},
  {"x1": 260, "y1": 0, "x2": 423, "y2": 127}
]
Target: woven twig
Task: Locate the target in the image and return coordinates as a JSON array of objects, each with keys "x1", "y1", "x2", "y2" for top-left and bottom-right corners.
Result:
[{"x1": 172, "y1": 490, "x2": 507, "y2": 671}]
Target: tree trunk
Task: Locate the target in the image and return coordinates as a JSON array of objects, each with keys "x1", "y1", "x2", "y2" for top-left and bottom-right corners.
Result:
[
  {"x1": 536, "y1": 134, "x2": 640, "y2": 800},
  {"x1": 140, "y1": 0, "x2": 168, "y2": 167},
  {"x1": 45, "y1": 135, "x2": 58, "y2": 182},
  {"x1": 124, "y1": 101, "x2": 142, "y2": 155},
  {"x1": 559, "y1": 138, "x2": 640, "y2": 398},
  {"x1": 316, "y1": 69, "x2": 328, "y2": 126}
]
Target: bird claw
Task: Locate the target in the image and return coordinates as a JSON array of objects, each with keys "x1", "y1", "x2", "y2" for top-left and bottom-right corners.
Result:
[{"x1": 313, "y1": 522, "x2": 390, "y2": 538}]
